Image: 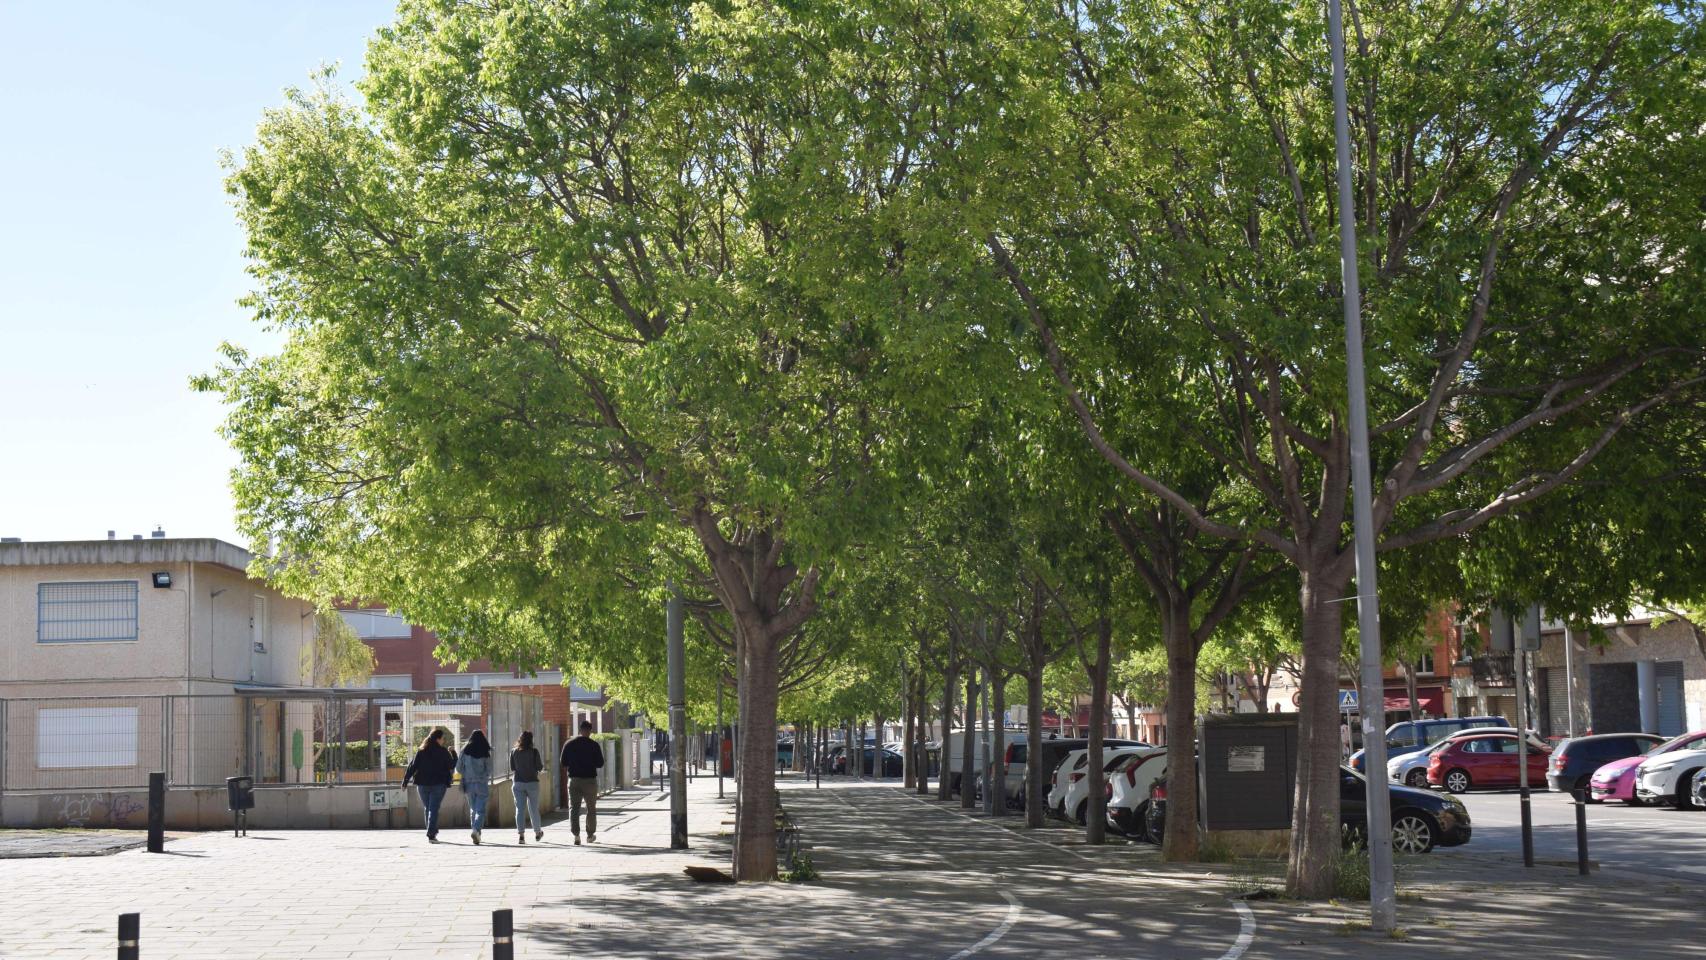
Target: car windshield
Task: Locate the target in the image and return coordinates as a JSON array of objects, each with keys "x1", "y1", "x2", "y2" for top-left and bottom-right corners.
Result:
[{"x1": 1654, "y1": 732, "x2": 1706, "y2": 754}]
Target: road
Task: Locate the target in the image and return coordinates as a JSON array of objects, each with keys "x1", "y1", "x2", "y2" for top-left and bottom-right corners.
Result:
[{"x1": 1437, "y1": 787, "x2": 1706, "y2": 884}]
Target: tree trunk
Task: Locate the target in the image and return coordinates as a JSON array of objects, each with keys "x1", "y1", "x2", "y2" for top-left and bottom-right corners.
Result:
[
  {"x1": 1405, "y1": 661, "x2": 1420, "y2": 724},
  {"x1": 938, "y1": 634, "x2": 958, "y2": 801},
  {"x1": 903, "y1": 672, "x2": 917, "y2": 789},
  {"x1": 1161, "y1": 606, "x2": 1201, "y2": 861},
  {"x1": 1085, "y1": 615, "x2": 1112, "y2": 845},
  {"x1": 991, "y1": 670, "x2": 1007, "y2": 816},
  {"x1": 1026, "y1": 650, "x2": 1047, "y2": 828},
  {"x1": 916, "y1": 673, "x2": 932, "y2": 795},
  {"x1": 1286, "y1": 565, "x2": 1351, "y2": 899},
  {"x1": 733, "y1": 628, "x2": 780, "y2": 882},
  {"x1": 960, "y1": 673, "x2": 979, "y2": 808}
]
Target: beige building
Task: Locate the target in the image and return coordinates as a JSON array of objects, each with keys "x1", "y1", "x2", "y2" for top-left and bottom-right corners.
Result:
[{"x1": 0, "y1": 536, "x2": 318, "y2": 794}]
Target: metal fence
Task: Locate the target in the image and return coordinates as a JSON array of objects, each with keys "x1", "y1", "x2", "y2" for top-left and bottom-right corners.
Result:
[{"x1": 0, "y1": 691, "x2": 545, "y2": 794}]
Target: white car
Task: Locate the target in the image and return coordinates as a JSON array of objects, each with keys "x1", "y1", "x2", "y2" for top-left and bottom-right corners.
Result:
[
  {"x1": 1054, "y1": 746, "x2": 1154, "y2": 824},
  {"x1": 1105, "y1": 749, "x2": 1169, "y2": 835},
  {"x1": 1634, "y1": 736, "x2": 1706, "y2": 809},
  {"x1": 1386, "y1": 728, "x2": 1547, "y2": 787}
]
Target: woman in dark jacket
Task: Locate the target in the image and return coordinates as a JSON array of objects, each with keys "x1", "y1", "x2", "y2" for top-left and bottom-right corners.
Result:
[
  {"x1": 510, "y1": 731, "x2": 545, "y2": 844},
  {"x1": 402, "y1": 728, "x2": 457, "y2": 843}
]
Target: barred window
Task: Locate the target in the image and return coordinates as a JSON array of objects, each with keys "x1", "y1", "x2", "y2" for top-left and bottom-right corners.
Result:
[{"x1": 38, "y1": 581, "x2": 139, "y2": 642}]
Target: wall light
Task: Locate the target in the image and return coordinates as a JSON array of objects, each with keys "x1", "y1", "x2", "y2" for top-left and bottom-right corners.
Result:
[{"x1": 151, "y1": 571, "x2": 172, "y2": 588}]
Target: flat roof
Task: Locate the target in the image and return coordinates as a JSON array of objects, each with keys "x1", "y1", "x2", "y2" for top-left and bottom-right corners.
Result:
[{"x1": 0, "y1": 537, "x2": 254, "y2": 573}]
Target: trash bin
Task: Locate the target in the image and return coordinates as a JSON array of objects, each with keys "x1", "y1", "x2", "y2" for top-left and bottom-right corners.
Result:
[{"x1": 225, "y1": 776, "x2": 254, "y2": 836}]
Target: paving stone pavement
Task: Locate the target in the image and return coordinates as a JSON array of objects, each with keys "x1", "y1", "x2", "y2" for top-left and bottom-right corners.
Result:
[{"x1": 4, "y1": 774, "x2": 1700, "y2": 959}]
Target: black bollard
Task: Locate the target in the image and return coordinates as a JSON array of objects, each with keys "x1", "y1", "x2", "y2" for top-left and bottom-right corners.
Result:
[
  {"x1": 117, "y1": 913, "x2": 139, "y2": 960},
  {"x1": 1574, "y1": 788, "x2": 1590, "y2": 875},
  {"x1": 1518, "y1": 786, "x2": 1534, "y2": 867},
  {"x1": 146, "y1": 772, "x2": 165, "y2": 854},
  {"x1": 492, "y1": 909, "x2": 514, "y2": 960}
]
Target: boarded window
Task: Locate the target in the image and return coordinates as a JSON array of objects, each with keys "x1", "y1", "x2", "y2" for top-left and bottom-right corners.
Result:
[
  {"x1": 37, "y1": 707, "x2": 139, "y2": 768},
  {"x1": 38, "y1": 581, "x2": 139, "y2": 642}
]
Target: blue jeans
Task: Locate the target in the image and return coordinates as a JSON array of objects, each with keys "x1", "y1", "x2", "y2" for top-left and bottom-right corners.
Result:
[
  {"x1": 416, "y1": 784, "x2": 448, "y2": 838},
  {"x1": 512, "y1": 780, "x2": 541, "y2": 832},
  {"x1": 464, "y1": 782, "x2": 489, "y2": 834}
]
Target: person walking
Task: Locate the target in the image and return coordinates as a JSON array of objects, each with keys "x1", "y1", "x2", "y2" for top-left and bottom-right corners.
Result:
[
  {"x1": 401, "y1": 728, "x2": 456, "y2": 844},
  {"x1": 510, "y1": 731, "x2": 545, "y2": 844},
  {"x1": 456, "y1": 729, "x2": 493, "y2": 845},
  {"x1": 560, "y1": 720, "x2": 605, "y2": 845}
]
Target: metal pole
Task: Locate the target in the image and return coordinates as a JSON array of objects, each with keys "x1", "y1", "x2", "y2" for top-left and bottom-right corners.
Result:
[
  {"x1": 1517, "y1": 642, "x2": 1534, "y2": 867},
  {"x1": 716, "y1": 677, "x2": 725, "y2": 800},
  {"x1": 146, "y1": 772, "x2": 165, "y2": 853},
  {"x1": 1563, "y1": 624, "x2": 1578, "y2": 738},
  {"x1": 666, "y1": 581, "x2": 688, "y2": 850},
  {"x1": 1328, "y1": 0, "x2": 1394, "y2": 932},
  {"x1": 1574, "y1": 787, "x2": 1590, "y2": 875}
]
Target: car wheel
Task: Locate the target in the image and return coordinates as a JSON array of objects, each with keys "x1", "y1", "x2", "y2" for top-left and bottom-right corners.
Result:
[
  {"x1": 1391, "y1": 812, "x2": 1438, "y2": 854},
  {"x1": 1673, "y1": 770, "x2": 1701, "y2": 810},
  {"x1": 1405, "y1": 769, "x2": 1428, "y2": 788},
  {"x1": 1574, "y1": 776, "x2": 1599, "y2": 802},
  {"x1": 1074, "y1": 800, "x2": 1088, "y2": 826},
  {"x1": 1443, "y1": 769, "x2": 1472, "y2": 793}
]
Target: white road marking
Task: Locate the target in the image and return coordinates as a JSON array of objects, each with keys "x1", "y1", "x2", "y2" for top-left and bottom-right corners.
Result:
[
  {"x1": 1213, "y1": 901, "x2": 1256, "y2": 960},
  {"x1": 946, "y1": 889, "x2": 1022, "y2": 960}
]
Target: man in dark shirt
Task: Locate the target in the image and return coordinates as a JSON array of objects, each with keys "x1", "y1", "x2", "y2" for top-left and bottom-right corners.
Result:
[{"x1": 560, "y1": 720, "x2": 606, "y2": 844}]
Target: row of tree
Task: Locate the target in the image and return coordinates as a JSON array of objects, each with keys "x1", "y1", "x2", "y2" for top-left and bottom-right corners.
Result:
[{"x1": 200, "y1": 0, "x2": 1706, "y2": 892}]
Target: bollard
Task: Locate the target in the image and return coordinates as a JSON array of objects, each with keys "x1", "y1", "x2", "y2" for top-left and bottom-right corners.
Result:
[
  {"x1": 1574, "y1": 788, "x2": 1590, "y2": 876},
  {"x1": 491, "y1": 909, "x2": 514, "y2": 960},
  {"x1": 117, "y1": 913, "x2": 139, "y2": 960},
  {"x1": 146, "y1": 772, "x2": 165, "y2": 854},
  {"x1": 1518, "y1": 786, "x2": 1534, "y2": 867}
]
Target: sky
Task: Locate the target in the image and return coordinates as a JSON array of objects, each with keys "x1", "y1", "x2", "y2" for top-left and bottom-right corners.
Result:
[{"x1": 0, "y1": 1, "x2": 399, "y2": 546}]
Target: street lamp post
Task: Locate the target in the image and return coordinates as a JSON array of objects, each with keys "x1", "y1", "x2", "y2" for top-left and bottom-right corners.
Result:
[
  {"x1": 666, "y1": 581, "x2": 688, "y2": 849},
  {"x1": 1328, "y1": 0, "x2": 1396, "y2": 932}
]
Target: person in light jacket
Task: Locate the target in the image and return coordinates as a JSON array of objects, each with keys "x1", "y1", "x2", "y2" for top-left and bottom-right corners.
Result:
[
  {"x1": 402, "y1": 728, "x2": 456, "y2": 843},
  {"x1": 510, "y1": 730, "x2": 545, "y2": 844},
  {"x1": 456, "y1": 729, "x2": 494, "y2": 845}
]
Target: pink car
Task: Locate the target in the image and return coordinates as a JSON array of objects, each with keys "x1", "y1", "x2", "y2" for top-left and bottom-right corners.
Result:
[{"x1": 1589, "y1": 730, "x2": 1706, "y2": 804}]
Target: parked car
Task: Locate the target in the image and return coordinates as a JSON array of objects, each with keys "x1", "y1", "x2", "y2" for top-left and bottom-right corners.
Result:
[
  {"x1": 1055, "y1": 746, "x2": 1155, "y2": 824},
  {"x1": 991, "y1": 737, "x2": 1146, "y2": 810},
  {"x1": 1044, "y1": 742, "x2": 1146, "y2": 817},
  {"x1": 1589, "y1": 730, "x2": 1706, "y2": 804},
  {"x1": 1144, "y1": 778, "x2": 1169, "y2": 844},
  {"x1": 1546, "y1": 733, "x2": 1665, "y2": 797},
  {"x1": 845, "y1": 747, "x2": 903, "y2": 777},
  {"x1": 1426, "y1": 732, "x2": 1551, "y2": 792},
  {"x1": 1105, "y1": 749, "x2": 1170, "y2": 837},
  {"x1": 1634, "y1": 731, "x2": 1706, "y2": 810},
  {"x1": 945, "y1": 728, "x2": 1026, "y2": 794},
  {"x1": 1386, "y1": 727, "x2": 1545, "y2": 787},
  {"x1": 1349, "y1": 716, "x2": 1508, "y2": 774},
  {"x1": 1148, "y1": 768, "x2": 1470, "y2": 854}
]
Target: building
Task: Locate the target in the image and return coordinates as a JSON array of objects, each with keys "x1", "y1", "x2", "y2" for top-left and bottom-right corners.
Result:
[
  {"x1": 1530, "y1": 613, "x2": 1705, "y2": 738},
  {"x1": 338, "y1": 603, "x2": 614, "y2": 750},
  {"x1": 0, "y1": 535, "x2": 318, "y2": 793}
]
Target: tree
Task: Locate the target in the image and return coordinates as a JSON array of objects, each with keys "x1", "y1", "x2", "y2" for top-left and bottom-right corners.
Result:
[
  {"x1": 906, "y1": 0, "x2": 1706, "y2": 895},
  {"x1": 200, "y1": 0, "x2": 955, "y2": 880}
]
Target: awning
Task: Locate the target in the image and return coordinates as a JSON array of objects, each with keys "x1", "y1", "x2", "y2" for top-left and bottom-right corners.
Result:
[{"x1": 1382, "y1": 687, "x2": 1445, "y2": 716}]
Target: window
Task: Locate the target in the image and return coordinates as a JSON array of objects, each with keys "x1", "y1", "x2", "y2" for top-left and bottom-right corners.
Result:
[
  {"x1": 1425, "y1": 723, "x2": 1462, "y2": 745},
  {"x1": 339, "y1": 609, "x2": 412, "y2": 639},
  {"x1": 37, "y1": 707, "x2": 139, "y2": 768},
  {"x1": 1416, "y1": 652, "x2": 1436, "y2": 676},
  {"x1": 368, "y1": 675, "x2": 414, "y2": 692},
  {"x1": 38, "y1": 581, "x2": 139, "y2": 642}
]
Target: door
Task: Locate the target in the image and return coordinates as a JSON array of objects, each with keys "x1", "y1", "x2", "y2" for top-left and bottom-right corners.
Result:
[{"x1": 1656, "y1": 662, "x2": 1685, "y2": 737}]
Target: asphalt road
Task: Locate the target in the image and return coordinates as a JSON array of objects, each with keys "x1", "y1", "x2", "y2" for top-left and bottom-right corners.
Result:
[{"x1": 1437, "y1": 786, "x2": 1706, "y2": 884}]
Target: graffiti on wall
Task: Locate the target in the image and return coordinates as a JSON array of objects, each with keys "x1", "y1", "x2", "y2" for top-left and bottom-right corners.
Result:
[{"x1": 47, "y1": 792, "x2": 143, "y2": 828}]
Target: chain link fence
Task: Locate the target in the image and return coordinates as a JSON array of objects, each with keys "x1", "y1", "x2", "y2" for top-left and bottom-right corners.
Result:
[{"x1": 0, "y1": 691, "x2": 540, "y2": 794}]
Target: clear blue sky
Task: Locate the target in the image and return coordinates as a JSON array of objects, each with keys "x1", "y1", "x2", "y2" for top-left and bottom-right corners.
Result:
[{"x1": 0, "y1": 1, "x2": 398, "y2": 546}]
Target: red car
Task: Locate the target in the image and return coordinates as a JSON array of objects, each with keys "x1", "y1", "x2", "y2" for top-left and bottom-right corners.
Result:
[{"x1": 1427, "y1": 732, "x2": 1551, "y2": 793}]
